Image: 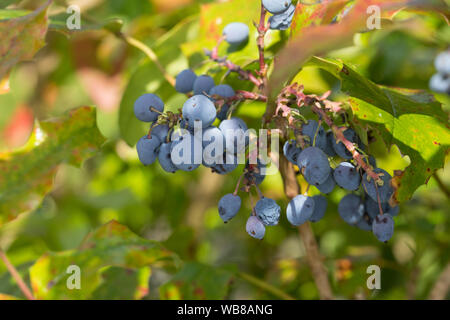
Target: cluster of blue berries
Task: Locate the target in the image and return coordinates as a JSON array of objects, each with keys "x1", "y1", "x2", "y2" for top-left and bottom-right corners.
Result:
[
  {"x1": 283, "y1": 120, "x2": 398, "y2": 242},
  {"x1": 429, "y1": 50, "x2": 450, "y2": 94},
  {"x1": 263, "y1": 0, "x2": 296, "y2": 30},
  {"x1": 134, "y1": 12, "x2": 398, "y2": 243},
  {"x1": 134, "y1": 88, "x2": 249, "y2": 175}
]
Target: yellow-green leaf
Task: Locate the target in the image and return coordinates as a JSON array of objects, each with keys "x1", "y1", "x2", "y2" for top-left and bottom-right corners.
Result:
[
  {"x1": 0, "y1": 107, "x2": 105, "y2": 225},
  {"x1": 29, "y1": 220, "x2": 179, "y2": 300}
]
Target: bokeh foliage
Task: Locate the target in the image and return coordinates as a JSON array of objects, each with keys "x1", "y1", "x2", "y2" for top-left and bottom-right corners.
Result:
[{"x1": 0, "y1": 0, "x2": 448, "y2": 300}]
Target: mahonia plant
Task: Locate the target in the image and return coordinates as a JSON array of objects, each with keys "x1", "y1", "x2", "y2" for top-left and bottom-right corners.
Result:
[{"x1": 132, "y1": 0, "x2": 444, "y2": 243}]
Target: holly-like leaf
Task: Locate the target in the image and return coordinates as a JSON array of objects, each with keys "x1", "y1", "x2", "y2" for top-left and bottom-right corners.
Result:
[
  {"x1": 0, "y1": 0, "x2": 51, "y2": 80},
  {"x1": 0, "y1": 107, "x2": 105, "y2": 225},
  {"x1": 29, "y1": 220, "x2": 179, "y2": 300},
  {"x1": 159, "y1": 262, "x2": 234, "y2": 300},
  {"x1": 308, "y1": 56, "x2": 450, "y2": 202}
]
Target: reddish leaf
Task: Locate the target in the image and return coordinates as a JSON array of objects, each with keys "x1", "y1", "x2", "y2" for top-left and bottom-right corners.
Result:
[{"x1": 0, "y1": 0, "x2": 51, "y2": 80}]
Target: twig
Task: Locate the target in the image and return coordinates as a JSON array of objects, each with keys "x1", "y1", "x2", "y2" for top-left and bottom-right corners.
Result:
[
  {"x1": 278, "y1": 156, "x2": 334, "y2": 300},
  {"x1": 233, "y1": 173, "x2": 244, "y2": 196},
  {"x1": 237, "y1": 271, "x2": 295, "y2": 300},
  {"x1": 433, "y1": 172, "x2": 450, "y2": 198},
  {"x1": 0, "y1": 249, "x2": 35, "y2": 300},
  {"x1": 255, "y1": 3, "x2": 268, "y2": 81},
  {"x1": 120, "y1": 34, "x2": 176, "y2": 87},
  {"x1": 207, "y1": 49, "x2": 263, "y2": 88},
  {"x1": 428, "y1": 263, "x2": 450, "y2": 300},
  {"x1": 311, "y1": 103, "x2": 380, "y2": 182}
]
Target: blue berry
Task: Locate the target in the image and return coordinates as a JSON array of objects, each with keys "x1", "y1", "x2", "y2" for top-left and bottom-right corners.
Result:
[
  {"x1": 368, "y1": 155, "x2": 377, "y2": 168},
  {"x1": 283, "y1": 139, "x2": 302, "y2": 165},
  {"x1": 158, "y1": 142, "x2": 178, "y2": 173},
  {"x1": 193, "y1": 75, "x2": 215, "y2": 95},
  {"x1": 179, "y1": 119, "x2": 194, "y2": 134},
  {"x1": 429, "y1": 73, "x2": 450, "y2": 94},
  {"x1": 170, "y1": 130, "x2": 202, "y2": 172},
  {"x1": 219, "y1": 117, "x2": 249, "y2": 155},
  {"x1": 202, "y1": 126, "x2": 225, "y2": 166},
  {"x1": 372, "y1": 214, "x2": 394, "y2": 242},
  {"x1": 255, "y1": 197, "x2": 281, "y2": 226},
  {"x1": 246, "y1": 216, "x2": 265, "y2": 239},
  {"x1": 331, "y1": 128, "x2": 361, "y2": 160},
  {"x1": 365, "y1": 197, "x2": 399, "y2": 219},
  {"x1": 333, "y1": 162, "x2": 361, "y2": 191},
  {"x1": 297, "y1": 147, "x2": 331, "y2": 186},
  {"x1": 356, "y1": 215, "x2": 373, "y2": 231},
  {"x1": 134, "y1": 93, "x2": 164, "y2": 122},
  {"x1": 268, "y1": 3, "x2": 295, "y2": 30},
  {"x1": 435, "y1": 50, "x2": 450, "y2": 74},
  {"x1": 302, "y1": 120, "x2": 327, "y2": 151},
  {"x1": 310, "y1": 195, "x2": 327, "y2": 222},
  {"x1": 136, "y1": 135, "x2": 161, "y2": 165},
  {"x1": 338, "y1": 194, "x2": 364, "y2": 225},
  {"x1": 316, "y1": 172, "x2": 335, "y2": 194},
  {"x1": 245, "y1": 159, "x2": 266, "y2": 185},
  {"x1": 218, "y1": 193, "x2": 241, "y2": 222},
  {"x1": 175, "y1": 69, "x2": 197, "y2": 93},
  {"x1": 223, "y1": 22, "x2": 250, "y2": 45},
  {"x1": 324, "y1": 130, "x2": 337, "y2": 156},
  {"x1": 286, "y1": 195, "x2": 315, "y2": 226},
  {"x1": 209, "y1": 85, "x2": 235, "y2": 121},
  {"x1": 182, "y1": 95, "x2": 217, "y2": 129},
  {"x1": 211, "y1": 153, "x2": 238, "y2": 175},
  {"x1": 263, "y1": 0, "x2": 291, "y2": 14},
  {"x1": 151, "y1": 123, "x2": 170, "y2": 143},
  {"x1": 362, "y1": 168, "x2": 393, "y2": 204}
]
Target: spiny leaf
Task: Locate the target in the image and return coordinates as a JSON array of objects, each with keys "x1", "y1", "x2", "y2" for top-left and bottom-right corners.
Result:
[
  {"x1": 0, "y1": 107, "x2": 105, "y2": 225},
  {"x1": 0, "y1": 0, "x2": 51, "y2": 80},
  {"x1": 29, "y1": 220, "x2": 179, "y2": 300},
  {"x1": 308, "y1": 56, "x2": 450, "y2": 202}
]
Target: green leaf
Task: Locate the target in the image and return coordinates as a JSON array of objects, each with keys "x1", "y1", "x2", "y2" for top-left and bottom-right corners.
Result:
[
  {"x1": 0, "y1": 107, "x2": 105, "y2": 225},
  {"x1": 159, "y1": 262, "x2": 234, "y2": 300},
  {"x1": 91, "y1": 267, "x2": 151, "y2": 300},
  {"x1": 29, "y1": 220, "x2": 179, "y2": 299},
  {"x1": 0, "y1": 0, "x2": 51, "y2": 80},
  {"x1": 308, "y1": 56, "x2": 450, "y2": 202},
  {"x1": 0, "y1": 197, "x2": 55, "y2": 251}
]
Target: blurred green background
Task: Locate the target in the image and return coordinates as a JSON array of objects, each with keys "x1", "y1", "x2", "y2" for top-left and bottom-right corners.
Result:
[{"x1": 0, "y1": 0, "x2": 449, "y2": 300}]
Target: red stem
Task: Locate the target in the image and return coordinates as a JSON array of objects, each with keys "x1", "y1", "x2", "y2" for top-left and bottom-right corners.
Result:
[
  {"x1": 0, "y1": 250, "x2": 35, "y2": 300},
  {"x1": 256, "y1": 4, "x2": 268, "y2": 79},
  {"x1": 311, "y1": 103, "x2": 380, "y2": 182}
]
